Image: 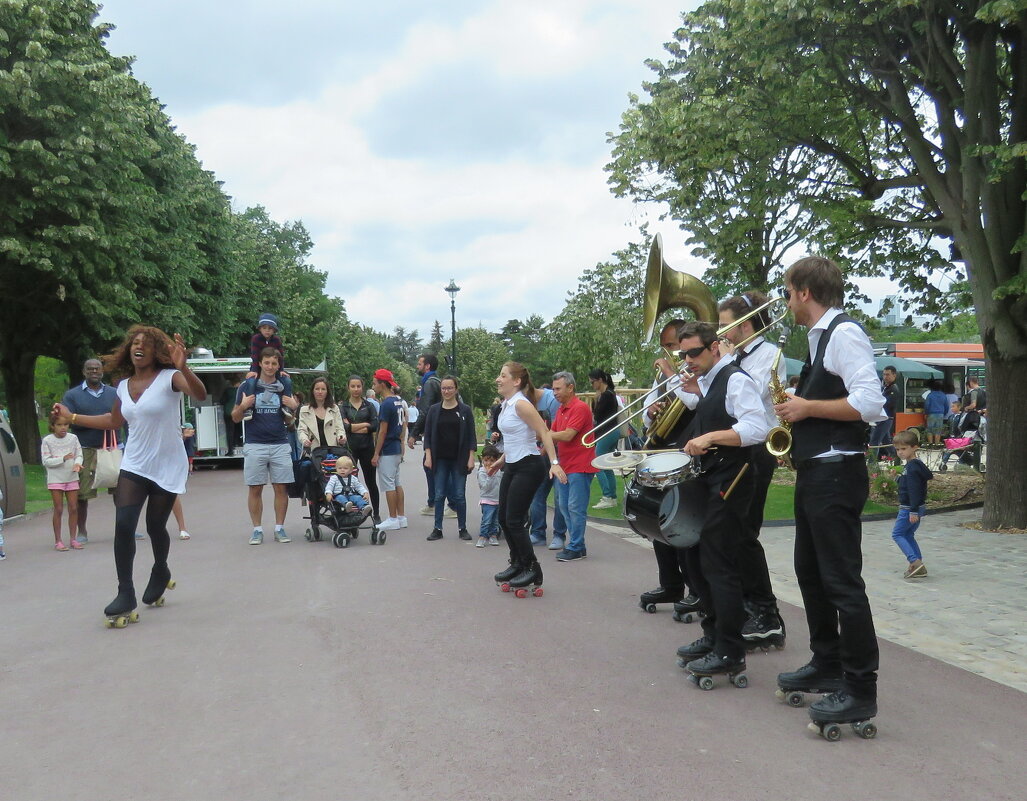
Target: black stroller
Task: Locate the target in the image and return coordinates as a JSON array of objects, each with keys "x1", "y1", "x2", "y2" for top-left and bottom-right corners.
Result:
[{"x1": 302, "y1": 446, "x2": 384, "y2": 548}]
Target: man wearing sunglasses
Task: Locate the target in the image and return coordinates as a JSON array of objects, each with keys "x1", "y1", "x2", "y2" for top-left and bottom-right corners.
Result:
[
  {"x1": 671, "y1": 321, "x2": 770, "y2": 686},
  {"x1": 774, "y1": 256, "x2": 886, "y2": 730}
]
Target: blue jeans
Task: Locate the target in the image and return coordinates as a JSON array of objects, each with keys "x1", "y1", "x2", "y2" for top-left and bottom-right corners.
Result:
[
  {"x1": 333, "y1": 493, "x2": 367, "y2": 510},
  {"x1": 530, "y1": 473, "x2": 566, "y2": 541},
  {"x1": 869, "y1": 418, "x2": 894, "y2": 460},
  {"x1": 432, "y1": 458, "x2": 467, "y2": 529},
  {"x1": 555, "y1": 472, "x2": 594, "y2": 553},
  {"x1": 594, "y1": 430, "x2": 619, "y2": 499},
  {"x1": 891, "y1": 507, "x2": 925, "y2": 563},
  {"x1": 480, "y1": 503, "x2": 499, "y2": 537}
]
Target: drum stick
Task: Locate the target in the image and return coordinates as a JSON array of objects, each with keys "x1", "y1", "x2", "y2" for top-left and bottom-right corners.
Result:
[{"x1": 720, "y1": 462, "x2": 750, "y2": 501}]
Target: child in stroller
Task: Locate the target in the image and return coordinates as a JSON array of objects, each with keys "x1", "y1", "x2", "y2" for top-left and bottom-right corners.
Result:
[{"x1": 304, "y1": 446, "x2": 384, "y2": 547}]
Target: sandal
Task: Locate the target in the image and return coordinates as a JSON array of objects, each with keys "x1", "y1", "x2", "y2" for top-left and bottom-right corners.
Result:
[
  {"x1": 69, "y1": 539, "x2": 84, "y2": 550},
  {"x1": 55, "y1": 541, "x2": 69, "y2": 551}
]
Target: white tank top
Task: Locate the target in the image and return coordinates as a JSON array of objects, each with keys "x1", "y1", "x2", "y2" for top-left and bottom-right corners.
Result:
[
  {"x1": 118, "y1": 369, "x2": 189, "y2": 494},
  {"x1": 498, "y1": 391, "x2": 538, "y2": 463}
]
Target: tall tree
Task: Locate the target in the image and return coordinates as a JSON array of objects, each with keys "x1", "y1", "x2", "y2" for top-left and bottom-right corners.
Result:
[
  {"x1": 447, "y1": 326, "x2": 508, "y2": 411},
  {"x1": 613, "y1": 1, "x2": 1026, "y2": 527},
  {"x1": 428, "y1": 320, "x2": 445, "y2": 356}
]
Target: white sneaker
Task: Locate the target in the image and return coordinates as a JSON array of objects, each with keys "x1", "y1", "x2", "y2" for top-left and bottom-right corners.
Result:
[
  {"x1": 398, "y1": 516, "x2": 409, "y2": 528},
  {"x1": 179, "y1": 531, "x2": 191, "y2": 540},
  {"x1": 444, "y1": 509, "x2": 458, "y2": 519},
  {"x1": 476, "y1": 537, "x2": 487, "y2": 548},
  {"x1": 592, "y1": 497, "x2": 617, "y2": 509},
  {"x1": 420, "y1": 506, "x2": 434, "y2": 515},
  {"x1": 377, "y1": 518, "x2": 401, "y2": 531}
]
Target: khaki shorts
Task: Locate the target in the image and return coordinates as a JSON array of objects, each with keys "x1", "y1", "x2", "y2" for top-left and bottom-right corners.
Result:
[
  {"x1": 378, "y1": 454, "x2": 402, "y2": 491},
  {"x1": 243, "y1": 442, "x2": 294, "y2": 486},
  {"x1": 78, "y1": 448, "x2": 98, "y2": 500}
]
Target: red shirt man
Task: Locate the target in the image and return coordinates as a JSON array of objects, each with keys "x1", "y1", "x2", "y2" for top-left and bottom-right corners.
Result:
[{"x1": 550, "y1": 372, "x2": 598, "y2": 560}]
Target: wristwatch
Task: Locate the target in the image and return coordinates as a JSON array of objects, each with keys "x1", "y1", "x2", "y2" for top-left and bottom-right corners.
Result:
[{"x1": 550, "y1": 458, "x2": 559, "y2": 465}]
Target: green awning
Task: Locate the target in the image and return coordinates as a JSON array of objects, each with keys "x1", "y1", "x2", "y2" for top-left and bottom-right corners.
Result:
[{"x1": 874, "y1": 355, "x2": 942, "y2": 379}]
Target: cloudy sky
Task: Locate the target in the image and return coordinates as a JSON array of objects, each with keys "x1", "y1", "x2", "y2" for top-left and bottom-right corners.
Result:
[{"x1": 97, "y1": 0, "x2": 895, "y2": 338}]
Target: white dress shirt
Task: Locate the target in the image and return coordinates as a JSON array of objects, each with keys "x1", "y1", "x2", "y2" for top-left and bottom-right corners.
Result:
[
  {"x1": 695, "y1": 356, "x2": 770, "y2": 447},
  {"x1": 805, "y1": 308, "x2": 887, "y2": 458}
]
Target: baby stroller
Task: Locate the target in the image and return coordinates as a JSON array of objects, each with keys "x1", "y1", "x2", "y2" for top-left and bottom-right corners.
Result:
[
  {"x1": 939, "y1": 415, "x2": 987, "y2": 473},
  {"x1": 303, "y1": 446, "x2": 384, "y2": 548}
]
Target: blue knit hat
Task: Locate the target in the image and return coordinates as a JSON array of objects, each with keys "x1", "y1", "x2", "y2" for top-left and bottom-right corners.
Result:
[{"x1": 257, "y1": 313, "x2": 279, "y2": 331}]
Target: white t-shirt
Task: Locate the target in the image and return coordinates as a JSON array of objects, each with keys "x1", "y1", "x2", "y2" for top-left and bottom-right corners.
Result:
[
  {"x1": 498, "y1": 391, "x2": 537, "y2": 463},
  {"x1": 118, "y1": 369, "x2": 189, "y2": 494}
]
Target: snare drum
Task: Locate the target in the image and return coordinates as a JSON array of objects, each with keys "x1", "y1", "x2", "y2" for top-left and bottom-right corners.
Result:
[
  {"x1": 634, "y1": 452, "x2": 694, "y2": 490},
  {"x1": 623, "y1": 478, "x2": 707, "y2": 549}
]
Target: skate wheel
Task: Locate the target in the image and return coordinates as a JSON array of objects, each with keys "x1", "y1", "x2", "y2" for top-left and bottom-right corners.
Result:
[
  {"x1": 533, "y1": 587, "x2": 543, "y2": 597},
  {"x1": 822, "y1": 723, "x2": 841, "y2": 742},
  {"x1": 732, "y1": 674, "x2": 748, "y2": 689},
  {"x1": 644, "y1": 603, "x2": 657, "y2": 614},
  {"x1": 514, "y1": 588, "x2": 528, "y2": 599},
  {"x1": 114, "y1": 616, "x2": 128, "y2": 629},
  {"x1": 166, "y1": 580, "x2": 176, "y2": 591},
  {"x1": 853, "y1": 721, "x2": 877, "y2": 739},
  {"x1": 154, "y1": 597, "x2": 165, "y2": 608},
  {"x1": 105, "y1": 618, "x2": 115, "y2": 629},
  {"x1": 698, "y1": 676, "x2": 715, "y2": 691},
  {"x1": 787, "y1": 691, "x2": 805, "y2": 708},
  {"x1": 500, "y1": 583, "x2": 511, "y2": 593},
  {"x1": 128, "y1": 611, "x2": 140, "y2": 623},
  {"x1": 672, "y1": 612, "x2": 693, "y2": 624}
]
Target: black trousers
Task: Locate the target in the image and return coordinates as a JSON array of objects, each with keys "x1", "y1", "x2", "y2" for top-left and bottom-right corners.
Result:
[
  {"x1": 498, "y1": 455, "x2": 547, "y2": 565},
  {"x1": 349, "y1": 445, "x2": 380, "y2": 515},
  {"x1": 653, "y1": 540, "x2": 693, "y2": 594},
  {"x1": 683, "y1": 466, "x2": 754, "y2": 661},
  {"x1": 736, "y1": 446, "x2": 777, "y2": 609},
  {"x1": 794, "y1": 457, "x2": 878, "y2": 699}
]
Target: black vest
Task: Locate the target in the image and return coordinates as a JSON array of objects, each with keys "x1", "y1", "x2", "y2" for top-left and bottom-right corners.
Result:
[
  {"x1": 684, "y1": 362, "x2": 752, "y2": 480},
  {"x1": 792, "y1": 313, "x2": 868, "y2": 461}
]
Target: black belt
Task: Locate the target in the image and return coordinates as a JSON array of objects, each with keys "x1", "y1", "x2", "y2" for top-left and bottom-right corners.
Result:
[{"x1": 796, "y1": 453, "x2": 864, "y2": 470}]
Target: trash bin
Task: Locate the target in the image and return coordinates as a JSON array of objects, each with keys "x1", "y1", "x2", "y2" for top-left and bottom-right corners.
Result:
[{"x1": 0, "y1": 416, "x2": 26, "y2": 518}]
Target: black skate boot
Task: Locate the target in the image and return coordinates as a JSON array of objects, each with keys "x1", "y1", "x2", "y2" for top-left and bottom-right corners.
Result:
[
  {"x1": 742, "y1": 604, "x2": 786, "y2": 650},
  {"x1": 775, "y1": 661, "x2": 843, "y2": 708},
  {"x1": 104, "y1": 585, "x2": 139, "y2": 629},
  {"x1": 672, "y1": 593, "x2": 702, "y2": 623},
  {"x1": 675, "y1": 634, "x2": 714, "y2": 667},
  {"x1": 494, "y1": 559, "x2": 522, "y2": 591},
  {"x1": 684, "y1": 651, "x2": 748, "y2": 690},
  {"x1": 808, "y1": 691, "x2": 878, "y2": 741},
  {"x1": 639, "y1": 586, "x2": 684, "y2": 613},
  {"x1": 508, "y1": 559, "x2": 543, "y2": 598},
  {"x1": 142, "y1": 564, "x2": 175, "y2": 607}
]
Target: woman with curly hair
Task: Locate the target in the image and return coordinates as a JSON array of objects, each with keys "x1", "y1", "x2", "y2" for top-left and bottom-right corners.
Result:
[{"x1": 55, "y1": 325, "x2": 206, "y2": 626}]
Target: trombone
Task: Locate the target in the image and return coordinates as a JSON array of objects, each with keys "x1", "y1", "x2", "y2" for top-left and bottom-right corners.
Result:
[{"x1": 579, "y1": 294, "x2": 790, "y2": 449}]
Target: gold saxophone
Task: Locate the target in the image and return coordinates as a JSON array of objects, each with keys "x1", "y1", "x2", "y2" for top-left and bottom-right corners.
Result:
[{"x1": 766, "y1": 334, "x2": 793, "y2": 466}]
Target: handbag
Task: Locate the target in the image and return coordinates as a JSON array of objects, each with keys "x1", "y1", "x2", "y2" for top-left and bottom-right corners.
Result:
[{"x1": 92, "y1": 430, "x2": 123, "y2": 490}]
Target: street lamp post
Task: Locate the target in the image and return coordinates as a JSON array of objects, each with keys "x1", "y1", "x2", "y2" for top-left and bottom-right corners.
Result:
[{"x1": 444, "y1": 279, "x2": 461, "y2": 375}]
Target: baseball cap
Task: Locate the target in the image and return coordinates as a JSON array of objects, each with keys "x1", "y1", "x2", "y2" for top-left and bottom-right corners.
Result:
[{"x1": 373, "y1": 368, "x2": 397, "y2": 387}]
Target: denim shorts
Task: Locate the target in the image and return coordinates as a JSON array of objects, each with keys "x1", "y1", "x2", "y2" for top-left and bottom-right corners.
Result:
[{"x1": 925, "y1": 414, "x2": 945, "y2": 435}]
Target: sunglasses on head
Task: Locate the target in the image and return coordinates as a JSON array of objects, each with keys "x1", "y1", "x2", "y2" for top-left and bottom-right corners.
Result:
[{"x1": 678, "y1": 344, "x2": 710, "y2": 359}]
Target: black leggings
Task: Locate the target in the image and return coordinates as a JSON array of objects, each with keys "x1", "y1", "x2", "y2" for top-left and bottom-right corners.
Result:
[
  {"x1": 113, "y1": 471, "x2": 177, "y2": 589},
  {"x1": 350, "y1": 446, "x2": 380, "y2": 515},
  {"x1": 498, "y1": 455, "x2": 547, "y2": 565}
]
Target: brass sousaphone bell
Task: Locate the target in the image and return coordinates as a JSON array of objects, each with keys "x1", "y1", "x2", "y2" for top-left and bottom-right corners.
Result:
[{"x1": 641, "y1": 233, "x2": 719, "y2": 343}]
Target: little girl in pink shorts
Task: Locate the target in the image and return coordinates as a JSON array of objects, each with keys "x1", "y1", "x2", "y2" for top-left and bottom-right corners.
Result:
[{"x1": 41, "y1": 411, "x2": 84, "y2": 551}]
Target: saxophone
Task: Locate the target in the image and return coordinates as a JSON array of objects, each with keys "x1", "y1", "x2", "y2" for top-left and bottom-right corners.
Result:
[{"x1": 765, "y1": 334, "x2": 793, "y2": 467}]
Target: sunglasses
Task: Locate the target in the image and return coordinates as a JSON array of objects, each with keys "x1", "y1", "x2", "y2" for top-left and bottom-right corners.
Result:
[
  {"x1": 783, "y1": 288, "x2": 792, "y2": 301},
  {"x1": 678, "y1": 344, "x2": 710, "y2": 359}
]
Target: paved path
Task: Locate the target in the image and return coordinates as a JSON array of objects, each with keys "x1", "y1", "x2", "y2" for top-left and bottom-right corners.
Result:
[{"x1": 1, "y1": 459, "x2": 1024, "y2": 801}]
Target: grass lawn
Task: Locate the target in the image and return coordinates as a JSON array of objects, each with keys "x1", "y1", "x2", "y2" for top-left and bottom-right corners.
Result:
[
  {"x1": 581, "y1": 470, "x2": 896, "y2": 522},
  {"x1": 23, "y1": 464, "x2": 54, "y2": 515}
]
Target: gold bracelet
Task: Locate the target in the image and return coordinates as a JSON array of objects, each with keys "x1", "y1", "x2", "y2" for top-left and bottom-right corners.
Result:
[{"x1": 72, "y1": 413, "x2": 77, "y2": 424}]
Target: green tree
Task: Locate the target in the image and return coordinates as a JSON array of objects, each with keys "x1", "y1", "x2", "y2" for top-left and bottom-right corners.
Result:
[
  {"x1": 428, "y1": 320, "x2": 445, "y2": 355},
  {"x1": 612, "y1": 1, "x2": 1026, "y2": 528},
  {"x1": 385, "y1": 326, "x2": 423, "y2": 368},
  {"x1": 447, "y1": 326, "x2": 507, "y2": 411}
]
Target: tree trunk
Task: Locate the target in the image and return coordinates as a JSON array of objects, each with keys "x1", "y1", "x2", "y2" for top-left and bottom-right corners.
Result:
[
  {"x1": 980, "y1": 356, "x2": 1026, "y2": 530},
  {"x1": 0, "y1": 349, "x2": 41, "y2": 465}
]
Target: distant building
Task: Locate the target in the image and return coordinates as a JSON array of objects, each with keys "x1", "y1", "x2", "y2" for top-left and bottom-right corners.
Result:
[{"x1": 878, "y1": 294, "x2": 933, "y2": 329}]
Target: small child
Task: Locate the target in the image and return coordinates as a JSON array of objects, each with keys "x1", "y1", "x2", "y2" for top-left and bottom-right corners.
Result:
[
  {"x1": 41, "y1": 411, "x2": 84, "y2": 551},
  {"x1": 246, "y1": 313, "x2": 286, "y2": 379},
  {"x1": 892, "y1": 430, "x2": 933, "y2": 578},
  {"x1": 325, "y1": 456, "x2": 372, "y2": 519},
  {"x1": 476, "y1": 444, "x2": 503, "y2": 547}
]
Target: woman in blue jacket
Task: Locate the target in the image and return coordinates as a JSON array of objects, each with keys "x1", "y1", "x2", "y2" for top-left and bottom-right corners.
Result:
[{"x1": 423, "y1": 375, "x2": 477, "y2": 541}]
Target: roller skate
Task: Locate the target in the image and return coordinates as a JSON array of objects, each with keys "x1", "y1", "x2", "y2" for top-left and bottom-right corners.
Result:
[
  {"x1": 672, "y1": 593, "x2": 703, "y2": 623},
  {"x1": 104, "y1": 586, "x2": 139, "y2": 629},
  {"x1": 141, "y1": 564, "x2": 176, "y2": 607},
  {"x1": 508, "y1": 559, "x2": 543, "y2": 598},
  {"x1": 494, "y1": 559, "x2": 522, "y2": 593},
  {"x1": 675, "y1": 634, "x2": 713, "y2": 668},
  {"x1": 639, "y1": 586, "x2": 684, "y2": 613},
  {"x1": 807, "y1": 691, "x2": 878, "y2": 742},
  {"x1": 742, "y1": 604, "x2": 786, "y2": 651},
  {"x1": 684, "y1": 651, "x2": 748, "y2": 690},
  {"x1": 775, "y1": 661, "x2": 843, "y2": 708}
]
